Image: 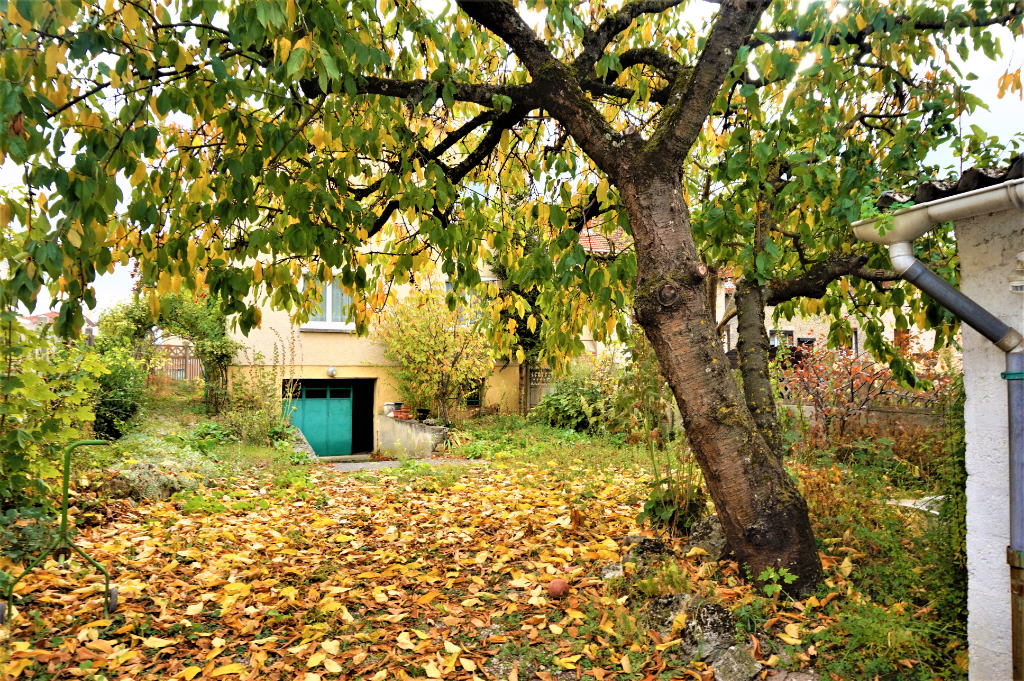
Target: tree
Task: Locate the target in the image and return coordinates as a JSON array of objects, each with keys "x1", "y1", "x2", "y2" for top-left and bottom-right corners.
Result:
[
  {"x1": 3, "y1": 0, "x2": 1021, "y2": 593},
  {"x1": 97, "y1": 292, "x2": 242, "y2": 411},
  {"x1": 375, "y1": 287, "x2": 493, "y2": 426}
]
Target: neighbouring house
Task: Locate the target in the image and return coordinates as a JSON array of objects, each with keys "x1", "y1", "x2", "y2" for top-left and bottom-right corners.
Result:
[
  {"x1": 853, "y1": 157, "x2": 1024, "y2": 680},
  {"x1": 19, "y1": 311, "x2": 99, "y2": 345}
]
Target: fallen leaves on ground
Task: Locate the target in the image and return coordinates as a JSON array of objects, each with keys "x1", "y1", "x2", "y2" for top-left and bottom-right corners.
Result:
[{"x1": 1, "y1": 463, "x2": 856, "y2": 680}]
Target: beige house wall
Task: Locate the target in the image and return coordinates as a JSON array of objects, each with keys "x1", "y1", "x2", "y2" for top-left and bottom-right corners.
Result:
[{"x1": 716, "y1": 284, "x2": 940, "y2": 355}]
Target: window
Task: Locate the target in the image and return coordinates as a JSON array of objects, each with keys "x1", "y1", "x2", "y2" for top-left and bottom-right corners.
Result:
[
  {"x1": 302, "y1": 279, "x2": 355, "y2": 332},
  {"x1": 769, "y1": 330, "x2": 794, "y2": 347}
]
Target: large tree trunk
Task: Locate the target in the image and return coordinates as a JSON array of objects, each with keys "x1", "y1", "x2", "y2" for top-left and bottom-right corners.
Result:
[
  {"x1": 624, "y1": 170, "x2": 821, "y2": 596},
  {"x1": 734, "y1": 282, "x2": 783, "y2": 454}
]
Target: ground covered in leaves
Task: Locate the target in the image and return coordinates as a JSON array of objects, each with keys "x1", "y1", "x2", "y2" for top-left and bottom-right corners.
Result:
[
  {"x1": 2, "y1": 406, "x2": 968, "y2": 681},
  {"x1": 1, "y1": 454, "x2": 958, "y2": 681}
]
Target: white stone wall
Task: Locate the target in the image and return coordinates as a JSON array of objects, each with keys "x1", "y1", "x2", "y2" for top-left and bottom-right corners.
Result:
[{"x1": 958, "y1": 208, "x2": 1024, "y2": 680}]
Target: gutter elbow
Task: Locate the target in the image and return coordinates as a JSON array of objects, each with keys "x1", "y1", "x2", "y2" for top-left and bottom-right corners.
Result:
[{"x1": 888, "y1": 242, "x2": 917, "y2": 276}]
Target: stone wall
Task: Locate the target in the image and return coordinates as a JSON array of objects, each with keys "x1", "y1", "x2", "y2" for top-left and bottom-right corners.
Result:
[
  {"x1": 958, "y1": 207, "x2": 1024, "y2": 681},
  {"x1": 376, "y1": 416, "x2": 449, "y2": 458}
]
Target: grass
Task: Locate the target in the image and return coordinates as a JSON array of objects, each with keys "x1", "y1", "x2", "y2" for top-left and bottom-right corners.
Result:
[
  {"x1": 53, "y1": 389, "x2": 967, "y2": 680},
  {"x1": 445, "y1": 412, "x2": 968, "y2": 680}
]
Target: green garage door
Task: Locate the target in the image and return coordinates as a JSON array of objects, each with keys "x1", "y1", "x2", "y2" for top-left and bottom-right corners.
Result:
[{"x1": 290, "y1": 383, "x2": 353, "y2": 456}]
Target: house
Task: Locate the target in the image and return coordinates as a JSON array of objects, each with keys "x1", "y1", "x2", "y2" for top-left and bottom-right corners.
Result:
[
  {"x1": 853, "y1": 158, "x2": 1024, "y2": 680},
  {"x1": 19, "y1": 311, "x2": 99, "y2": 345}
]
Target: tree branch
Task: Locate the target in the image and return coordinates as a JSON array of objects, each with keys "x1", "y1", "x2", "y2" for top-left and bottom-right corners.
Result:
[
  {"x1": 763, "y1": 253, "x2": 869, "y2": 306},
  {"x1": 572, "y1": 0, "x2": 687, "y2": 76},
  {"x1": 456, "y1": 0, "x2": 556, "y2": 73},
  {"x1": 747, "y1": 5, "x2": 1024, "y2": 48},
  {"x1": 648, "y1": 0, "x2": 774, "y2": 162}
]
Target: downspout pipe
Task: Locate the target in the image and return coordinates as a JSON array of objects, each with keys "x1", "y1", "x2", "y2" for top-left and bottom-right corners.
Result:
[{"x1": 853, "y1": 178, "x2": 1024, "y2": 680}]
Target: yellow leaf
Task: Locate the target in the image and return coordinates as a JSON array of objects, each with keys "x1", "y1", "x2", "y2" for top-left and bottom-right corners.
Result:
[
  {"x1": 180, "y1": 666, "x2": 202, "y2": 680},
  {"x1": 423, "y1": 661, "x2": 442, "y2": 679},
  {"x1": 2, "y1": 659, "x2": 33, "y2": 679},
  {"x1": 764, "y1": 654, "x2": 780, "y2": 667},
  {"x1": 321, "y1": 640, "x2": 340, "y2": 656},
  {"x1": 684, "y1": 546, "x2": 708, "y2": 558},
  {"x1": 66, "y1": 228, "x2": 82, "y2": 248},
  {"x1": 443, "y1": 640, "x2": 460, "y2": 654},
  {"x1": 122, "y1": 3, "x2": 139, "y2": 30},
  {"x1": 142, "y1": 637, "x2": 177, "y2": 649},
  {"x1": 620, "y1": 655, "x2": 632, "y2": 674},
  {"x1": 186, "y1": 603, "x2": 203, "y2": 616},
  {"x1": 566, "y1": 609, "x2": 585, "y2": 619},
  {"x1": 307, "y1": 652, "x2": 326, "y2": 668},
  {"x1": 369, "y1": 672, "x2": 386, "y2": 681},
  {"x1": 460, "y1": 658, "x2": 476, "y2": 672},
  {"x1": 80, "y1": 619, "x2": 112, "y2": 630},
  {"x1": 548, "y1": 624, "x2": 563, "y2": 635},
  {"x1": 840, "y1": 555, "x2": 853, "y2": 577},
  {"x1": 211, "y1": 663, "x2": 248, "y2": 676},
  {"x1": 855, "y1": 13, "x2": 867, "y2": 30},
  {"x1": 785, "y1": 623, "x2": 801, "y2": 639},
  {"x1": 416, "y1": 591, "x2": 440, "y2": 605},
  {"x1": 778, "y1": 633, "x2": 802, "y2": 645},
  {"x1": 324, "y1": 659, "x2": 342, "y2": 673}
]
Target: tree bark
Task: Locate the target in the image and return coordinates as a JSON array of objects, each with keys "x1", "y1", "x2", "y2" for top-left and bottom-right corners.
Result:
[
  {"x1": 625, "y1": 168, "x2": 821, "y2": 596},
  {"x1": 734, "y1": 282, "x2": 783, "y2": 454}
]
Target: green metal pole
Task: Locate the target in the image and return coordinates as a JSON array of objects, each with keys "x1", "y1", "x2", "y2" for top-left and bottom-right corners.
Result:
[{"x1": 3, "y1": 440, "x2": 112, "y2": 626}]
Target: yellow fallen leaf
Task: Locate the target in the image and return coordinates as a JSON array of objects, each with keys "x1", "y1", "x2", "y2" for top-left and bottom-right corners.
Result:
[
  {"x1": 778, "y1": 633, "x2": 802, "y2": 645},
  {"x1": 423, "y1": 661, "x2": 442, "y2": 679},
  {"x1": 555, "y1": 654, "x2": 582, "y2": 669},
  {"x1": 304, "y1": 674, "x2": 321, "y2": 681},
  {"x1": 352, "y1": 651, "x2": 368, "y2": 665},
  {"x1": 186, "y1": 603, "x2": 203, "y2": 616},
  {"x1": 212, "y1": 663, "x2": 248, "y2": 676},
  {"x1": 655, "y1": 638, "x2": 681, "y2": 651},
  {"x1": 307, "y1": 652, "x2": 326, "y2": 668},
  {"x1": 321, "y1": 640, "x2": 340, "y2": 655},
  {"x1": 549, "y1": 624, "x2": 563, "y2": 635},
  {"x1": 566, "y1": 609, "x2": 585, "y2": 619},
  {"x1": 460, "y1": 658, "x2": 477, "y2": 672},
  {"x1": 840, "y1": 555, "x2": 853, "y2": 577},
  {"x1": 324, "y1": 659, "x2": 342, "y2": 673},
  {"x1": 205, "y1": 647, "x2": 225, "y2": 661},
  {"x1": 785, "y1": 623, "x2": 801, "y2": 639},
  {"x1": 806, "y1": 595, "x2": 820, "y2": 607},
  {"x1": 685, "y1": 546, "x2": 708, "y2": 558},
  {"x1": 764, "y1": 654, "x2": 780, "y2": 667},
  {"x1": 143, "y1": 637, "x2": 177, "y2": 649},
  {"x1": 416, "y1": 591, "x2": 441, "y2": 605},
  {"x1": 180, "y1": 666, "x2": 202, "y2": 680},
  {"x1": 443, "y1": 640, "x2": 460, "y2": 654},
  {"x1": 369, "y1": 671, "x2": 387, "y2": 681},
  {"x1": 621, "y1": 655, "x2": 632, "y2": 673},
  {"x1": 79, "y1": 619, "x2": 112, "y2": 630}
]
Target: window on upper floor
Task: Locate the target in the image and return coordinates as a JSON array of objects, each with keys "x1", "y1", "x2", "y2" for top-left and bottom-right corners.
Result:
[{"x1": 302, "y1": 278, "x2": 355, "y2": 332}]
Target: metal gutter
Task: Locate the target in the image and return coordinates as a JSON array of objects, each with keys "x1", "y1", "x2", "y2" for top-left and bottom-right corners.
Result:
[{"x1": 853, "y1": 177, "x2": 1024, "y2": 680}]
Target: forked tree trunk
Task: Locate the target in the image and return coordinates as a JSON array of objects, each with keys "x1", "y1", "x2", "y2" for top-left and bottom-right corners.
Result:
[{"x1": 624, "y1": 170, "x2": 821, "y2": 595}]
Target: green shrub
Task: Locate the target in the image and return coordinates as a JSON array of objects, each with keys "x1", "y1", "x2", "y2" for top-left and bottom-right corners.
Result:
[
  {"x1": 0, "y1": 507, "x2": 67, "y2": 562},
  {"x1": 92, "y1": 346, "x2": 147, "y2": 439},
  {"x1": 530, "y1": 356, "x2": 618, "y2": 432},
  {"x1": 374, "y1": 289, "x2": 493, "y2": 426},
  {"x1": 222, "y1": 348, "x2": 295, "y2": 446}
]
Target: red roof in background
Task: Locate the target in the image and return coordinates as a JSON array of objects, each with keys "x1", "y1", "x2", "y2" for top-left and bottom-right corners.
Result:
[
  {"x1": 19, "y1": 311, "x2": 96, "y2": 328},
  {"x1": 579, "y1": 219, "x2": 631, "y2": 254}
]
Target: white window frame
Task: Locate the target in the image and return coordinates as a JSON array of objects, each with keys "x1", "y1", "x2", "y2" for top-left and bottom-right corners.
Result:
[{"x1": 301, "y1": 278, "x2": 356, "y2": 332}]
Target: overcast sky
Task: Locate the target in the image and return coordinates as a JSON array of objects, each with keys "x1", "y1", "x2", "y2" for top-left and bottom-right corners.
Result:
[{"x1": 4, "y1": 3, "x2": 1021, "y2": 318}]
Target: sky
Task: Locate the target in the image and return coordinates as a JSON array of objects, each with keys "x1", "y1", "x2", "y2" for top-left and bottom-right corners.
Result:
[{"x1": 4, "y1": 2, "x2": 1021, "y2": 318}]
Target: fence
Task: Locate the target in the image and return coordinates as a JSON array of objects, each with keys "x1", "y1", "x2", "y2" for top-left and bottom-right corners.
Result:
[{"x1": 148, "y1": 345, "x2": 204, "y2": 381}]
